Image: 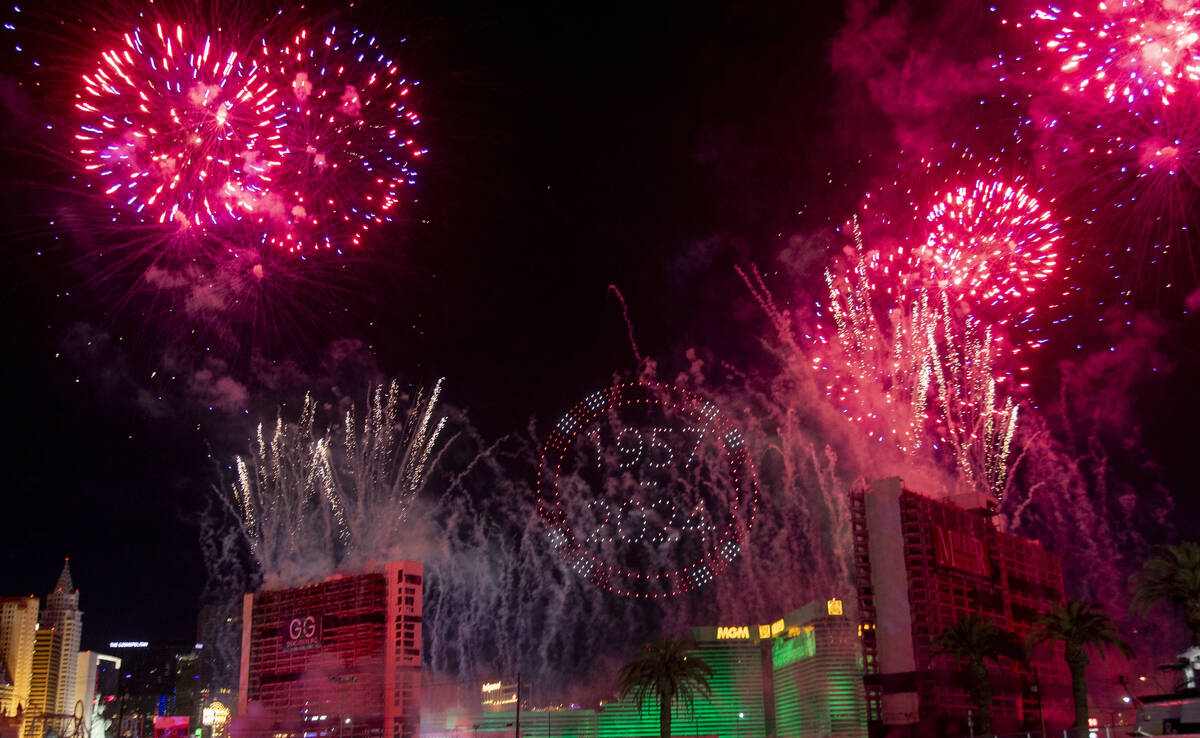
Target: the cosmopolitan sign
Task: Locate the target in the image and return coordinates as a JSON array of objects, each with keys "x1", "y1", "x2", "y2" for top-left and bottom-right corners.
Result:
[{"x1": 282, "y1": 614, "x2": 321, "y2": 650}]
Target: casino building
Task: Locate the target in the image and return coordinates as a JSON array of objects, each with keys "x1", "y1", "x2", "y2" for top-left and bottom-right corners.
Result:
[
  {"x1": 852, "y1": 477, "x2": 1073, "y2": 736},
  {"x1": 237, "y1": 562, "x2": 423, "y2": 738},
  {"x1": 421, "y1": 598, "x2": 867, "y2": 738}
]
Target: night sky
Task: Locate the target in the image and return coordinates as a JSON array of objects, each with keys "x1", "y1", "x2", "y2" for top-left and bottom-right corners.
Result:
[{"x1": 0, "y1": 0, "x2": 1196, "y2": 662}]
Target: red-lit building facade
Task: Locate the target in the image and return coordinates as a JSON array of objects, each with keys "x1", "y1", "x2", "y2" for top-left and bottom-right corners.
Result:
[
  {"x1": 851, "y1": 478, "x2": 1073, "y2": 737},
  {"x1": 237, "y1": 562, "x2": 422, "y2": 738}
]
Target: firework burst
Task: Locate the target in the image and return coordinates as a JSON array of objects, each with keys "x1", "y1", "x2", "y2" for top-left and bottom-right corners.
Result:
[
  {"x1": 2, "y1": 3, "x2": 430, "y2": 344},
  {"x1": 1033, "y1": 100, "x2": 1200, "y2": 295},
  {"x1": 855, "y1": 149, "x2": 1066, "y2": 343},
  {"x1": 1031, "y1": 0, "x2": 1200, "y2": 108},
  {"x1": 74, "y1": 21, "x2": 282, "y2": 230},
  {"x1": 918, "y1": 178, "x2": 1061, "y2": 310},
  {"x1": 253, "y1": 25, "x2": 424, "y2": 253}
]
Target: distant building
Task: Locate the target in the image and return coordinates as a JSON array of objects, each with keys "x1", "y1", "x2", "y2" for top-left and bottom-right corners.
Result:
[
  {"x1": 478, "y1": 682, "x2": 517, "y2": 713},
  {"x1": 75, "y1": 652, "x2": 120, "y2": 734},
  {"x1": 195, "y1": 601, "x2": 241, "y2": 719},
  {"x1": 237, "y1": 561, "x2": 423, "y2": 738},
  {"x1": 851, "y1": 477, "x2": 1073, "y2": 736},
  {"x1": 26, "y1": 628, "x2": 62, "y2": 737},
  {"x1": 104, "y1": 640, "x2": 202, "y2": 738},
  {"x1": 0, "y1": 596, "x2": 39, "y2": 717},
  {"x1": 39, "y1": 561, "x2": 84, "y2": 717}
]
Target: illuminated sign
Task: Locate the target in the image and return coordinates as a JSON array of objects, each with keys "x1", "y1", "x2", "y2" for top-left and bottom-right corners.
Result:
[
  {"x1": 480, "y1": 682, "x2": 518, "y2": 713},
  {"x1": 716, "y1": 626, "x2": 750, "y2": 640},
  {"x1": 108, "y1": 641, "x2": 149, "y2": 648},
  {"x1": 827, "y1": 598, "x2": 843, "y2": 616},
  {"x1": 772, "y1": 626, "x2": 816, "y2": 669},
  {"x1": 758, "y1": 624, "x2": 771, "y2": 639},
  {"x1": 153, "y1": 716, "x2": 189, "y2": 738},
  {"x1": 933, "y1": 524, "x2": 991, "y2": 577},
  {"x1": 282, "y1": 615, "x2": 321, "y2": 650},
  {"x1": 201, "y1": 703, "x2": 229, "y2": 727},
  {"x1": 770, "y1": 619, "x2": 785, "y2": 636}
]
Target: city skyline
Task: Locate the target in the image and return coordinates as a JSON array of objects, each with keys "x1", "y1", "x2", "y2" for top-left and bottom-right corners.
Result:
[{"x1": 0, "y1": 0, "x2": 1198, "y2": 735}]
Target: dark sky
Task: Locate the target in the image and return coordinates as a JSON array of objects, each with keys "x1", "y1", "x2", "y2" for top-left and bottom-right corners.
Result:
[
  {"x1": 0, "y1": 0, "x2": 853, "y2": 647},
  {"x1": 0, "y1": 0, "x2": 1196, "y2": 651}
]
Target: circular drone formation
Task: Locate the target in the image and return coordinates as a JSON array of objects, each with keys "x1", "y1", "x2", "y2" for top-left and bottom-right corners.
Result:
[{"x1": 537, "y1": 382, "x2": 759, "y2": 598}]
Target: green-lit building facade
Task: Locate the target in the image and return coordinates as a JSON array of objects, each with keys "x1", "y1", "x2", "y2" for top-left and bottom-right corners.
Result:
[{"x1": 421, "y1": 599, "x2": 867, "y2": 738}]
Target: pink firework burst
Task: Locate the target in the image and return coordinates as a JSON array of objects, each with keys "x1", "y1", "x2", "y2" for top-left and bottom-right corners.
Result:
[
  {"x1": 1032, "y1": 0, "x2": 1200, "y2": 107},
  {"x1": 254, "y1": 25, "x2": 424, "y2": 253},
  {"x1": 918, "y1": 178, "x2": 1061, "y2": 309},
  {"x1": 74, "y1": 21, "x2": 283, "y2": 230}
]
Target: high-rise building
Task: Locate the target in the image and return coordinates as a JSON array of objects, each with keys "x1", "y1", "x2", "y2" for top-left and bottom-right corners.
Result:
[
  {"x1": 851, "y1": 477, "x2": 1073, "y2": 736},
  {"x1": 238, "y1": 562, "x2": 423, "y2": 738},
  {"x1": 769, "y1": 599, "x2": 867, "y2": 738},
  {"x1": 26, "y1": 560, "x2": 85, "y2": 738},
  {"x1": 26, "y1": 629, "x2": 62, "y2": 737},
  {"x1": 40, "y1": 561, "x2": 83, "y2": 716},
  {"x1": 0, "y1": 596, "x2": 39, "y2": 717}
]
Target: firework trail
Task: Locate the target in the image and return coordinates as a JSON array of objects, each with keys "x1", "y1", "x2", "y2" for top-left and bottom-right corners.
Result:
[
  {"x1": 809, "y1": 221, "x2": 1020, "y2": 498},
  {"x1": 230, "y1": 378, "x2": 445, "y2": 585}
]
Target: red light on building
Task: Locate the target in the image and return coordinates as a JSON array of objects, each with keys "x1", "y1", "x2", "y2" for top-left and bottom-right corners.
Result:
[
  {"x1": 154, "y1": 716, "x2": 189, "y2": 738},
  {"x1": 237, "y1": 562, "x2": 422, "y2": 738},
  {"x1": 852, "y1": 479, "x2": 1072, "y2": 736}
]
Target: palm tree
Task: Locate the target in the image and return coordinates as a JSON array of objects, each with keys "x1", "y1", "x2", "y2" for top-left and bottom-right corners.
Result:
[
  {"x1": 1131, "y1": 541, "x2": 1200, "y2": 646},
  {"x1": 1029, "y1": 601, "x2": 1133, "y2": 734},
  {"x1": 617, "y1": 637, "x2": 713, "y2": 738},
  {"x1": 932, "y1": 613, "x2": 1023, "y2": 736}
]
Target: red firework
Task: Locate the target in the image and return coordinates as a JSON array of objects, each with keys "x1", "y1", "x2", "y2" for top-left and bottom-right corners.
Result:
[
  {"x1": 74, "y1": 21, "x2": 282, "y2": 230},
  {"x1": 253, "y1": 25, "x2": 424, "y2": 253},
  {"x1": 1031, "y1": 0, "x2": 1200, "y2": 108},
  {"x1": 918, "y1": 178, "x2": 1061, "y2": 309}
]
